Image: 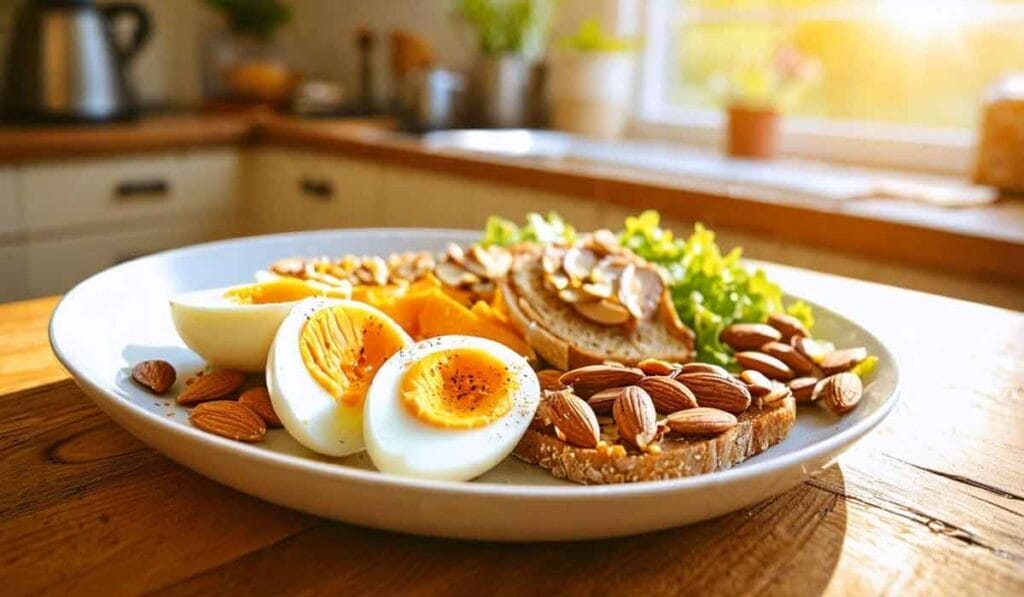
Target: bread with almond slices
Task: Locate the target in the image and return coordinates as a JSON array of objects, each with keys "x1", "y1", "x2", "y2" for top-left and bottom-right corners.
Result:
[{"x1": 499, "y1": 251, "x2": 694, "y2": 371}]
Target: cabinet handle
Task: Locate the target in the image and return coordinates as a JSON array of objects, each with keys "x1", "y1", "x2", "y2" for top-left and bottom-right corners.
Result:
[
  {"x1": 299, "y1": 177, "x2": 334, "y2": 201},
  {"x1": 113, "y1": 179, "x2": 170, "y2": 201}
]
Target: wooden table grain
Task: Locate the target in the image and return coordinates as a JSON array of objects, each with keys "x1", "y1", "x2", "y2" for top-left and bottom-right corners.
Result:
[{"x1": 1, "y1": 275, "x2": 1022, "y2": 595}]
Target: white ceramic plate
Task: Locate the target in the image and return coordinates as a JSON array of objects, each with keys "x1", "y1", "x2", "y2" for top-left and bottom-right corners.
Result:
[{"x1": 50, "y1": 229, "x2": 899, "y2": 541}]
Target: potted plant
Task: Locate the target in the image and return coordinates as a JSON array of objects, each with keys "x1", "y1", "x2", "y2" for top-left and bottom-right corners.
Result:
[
  {"x1": 709, "y1": 45, "x2": 821, "y2": 159},
  {"x1": 549, "y1": 19, "x2": 639, "y2": 139},
  {"x1": 202, "y1": 0, "x2": 295, "y2": 106},
  {"x1": 456, "y1": 0, "x2": 556, "y2": 128}
]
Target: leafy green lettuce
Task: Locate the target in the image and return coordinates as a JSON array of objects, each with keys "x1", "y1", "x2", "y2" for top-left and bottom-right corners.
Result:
[{"x1": 482, "y1": 212, "x2": 576, "y2": 247}]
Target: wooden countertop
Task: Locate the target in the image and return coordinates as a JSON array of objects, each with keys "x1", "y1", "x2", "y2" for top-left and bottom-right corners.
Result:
[
  {"x1": 2, "y1": 271, "x2": 1022, "y2": 593},
  {"x1": 1, "y1": 114, "x2": 1022, "y2": 284}
]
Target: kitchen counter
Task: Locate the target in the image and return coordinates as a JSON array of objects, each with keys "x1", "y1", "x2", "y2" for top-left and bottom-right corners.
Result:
[
  {"x1": 1, "y1": 114, "x2": 1022, "y2": 284},
  {"x1": 2, "y1": 270, "x2": 1022, "y2": 593}
]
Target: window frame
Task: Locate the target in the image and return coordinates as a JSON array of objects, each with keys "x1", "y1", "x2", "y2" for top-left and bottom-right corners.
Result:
[{"x1": 630, "y1": 0, "x2": 1012, "y2": 175}]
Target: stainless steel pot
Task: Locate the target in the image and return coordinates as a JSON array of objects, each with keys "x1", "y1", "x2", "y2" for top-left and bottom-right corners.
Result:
[{"x1": 394, "y1": 69, "x2": 466, "y2": 132}]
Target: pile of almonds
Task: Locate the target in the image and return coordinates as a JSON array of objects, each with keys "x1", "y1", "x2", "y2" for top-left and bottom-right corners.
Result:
[
  {"x1": 433, "y1": 243, "x2": 512, "y2": 296},
  {"x1": 131, "y1": 360, "x2": 279, "y2": 442},
  {"x1": 541, "y1": 231, "x2": 664, "y2": 326},
  {"x1": 270, "y1": 251, "x2": 436, "y2": 289},
  {"x1": 719, "y1": 312, "x2": 867, "y2": 416}
]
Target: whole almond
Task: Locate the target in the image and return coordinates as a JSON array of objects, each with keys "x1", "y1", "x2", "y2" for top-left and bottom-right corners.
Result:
[
  {"x1": 739, "y1": 369, "x2": 773, "y2": 398},
  {"x1": 536, "y1": 369, "x2": 568, "y2": 392},
  {"x1": 720, "y1": 323, "x2": 782, "y2": 351},
  {"x1": 587, "y1": 387, "x2": 626, "y2": 414},
  {"x1": 820, "y1": 347, "x2": 868, "y2": 375},
  {"x1": 666, "y1": 407, "x2": 737, "y2": 436},
  {"x1": 791, "y1": 336, "x2": 831, "y2": 363},
  {"x1": 674, "y1": 362, "x2": 730, "y2": 377},
  {"x1": 735, "y1": 351, "x2": 795, "y2": 381},
  {"x1": 559, "y1": 365, "x2": 644, "y2": 396},
  {"x1": 177, "y1": 369, "x2": 246, "y2": 405},
  {"x1": 760, "y1": 341, "x2": 814, "y2": 376},
  {"x1": 820, "y1": 372, "x2": 863, "y2": 415},
  {"x1": 548, "y1": 390, "x2": 600, "y2": 448},
  {"x1": 789, "y1": 377, "x2": 820, "y2": 402},
  {"x1": 131, "y1": 360, "x2": 176, "y2": 394},
  {"x1": 238, "y1": 387, "x2": 282, "y2": 428},
  {"x1": 676, "y1": 372, "x2": 751, "y2": 413},
  {"x1": 189, "y1": 400, "x2": 266, "y2": 442},
  {"x1": 638, "y1": 376, "x2": 698, "y2": 413},
  {"x1": 637, "y1": 358, "x2": 677, "y2": 376},
  {"x1": 613, "y1": 386, "x2": 657, "y2": 450},
  {"x1": 767, "y1": 313, "x2": 810, "y2": 341}
]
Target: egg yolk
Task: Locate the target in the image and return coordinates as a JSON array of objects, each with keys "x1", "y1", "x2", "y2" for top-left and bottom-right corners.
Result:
[
  {"x1": 300, "y1": 306, "x2": 407, "y2": 407},
  {"x1": 401, "y1": 348, "x2": 515, "y2": 429},
  {"x1": 226, "y1": 279, "x2": 345, "y2": 304}
]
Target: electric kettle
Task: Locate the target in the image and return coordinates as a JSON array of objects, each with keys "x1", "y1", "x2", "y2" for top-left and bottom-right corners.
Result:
[{"x1": 3, "y1": 0, "x2": 151, "y2": 123}]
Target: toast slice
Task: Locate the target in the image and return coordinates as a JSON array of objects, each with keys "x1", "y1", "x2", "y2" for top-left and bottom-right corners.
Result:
[
  {"x1": 514, "y1": 397, "x2": 796, "y2": 484},
  {"x1": 499, "y1": 252, "x2": 694, "y2": 371}
]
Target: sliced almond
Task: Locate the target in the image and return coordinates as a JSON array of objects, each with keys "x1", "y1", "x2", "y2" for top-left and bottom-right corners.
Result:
[
  {"x1": 444, "y1": 243, "x2": 465, "y2": 265},
  {"x1": 820, "y1": 347, "x2": 868, "y2": 375},
  {"x1": 613, "y1": 386, "x2": 657, "y2": 451},
  {"x1": 271, "y1": 257, "x2": 305, "y2": 277},
  {"x1": 581, "y1": 281, "x2": 613, "y2": 299},
  {"x1": 559, "y1": 365, "x2": 645, "y2": 396},
  {"x1": 471, "y1": 245, "x2": 512, "y2": 279},
  {"x1": 189, "y1": 400, "x2": 266, "y2": 442},
  {"x1": 238, "y1": 387, "x2": 282, "y2": 428},
  {"x1": 617, "y1": 263, "x2": 643, "y2": 319},
  {"x1": 638, "y1": 376, "x2": 698, "y2": 413},
  {"x1": 177, "y1": 369, "x2": 246, "y2": 406},
  {"x1": 676, "y1": 372, "x2": 751, "y2": 413},
  {"x1": 637, "y1": 358, "x2": 677, "y2": 376},
  {"x1": 546, "y1": 272, "x2": 571, "y2": 291},
  {"x1": 574, "y1": 299, "x2": 631, "y2": 325},
  {"x1": 633, "y1": 266, "x2": 664, "y2": 319},
  {"x1": 767, "y1": 312, "x2": 810, "y2": 341},
  {"x1": 558, "y1": 288, "x2": 594, "y2": 304},
  {"x1": 819, "y1": 372, "x2": 863, "y2": 415},
  {"x1": 735, "y1": 351, "x2": 795, "y2": 381},
  {"x1": 541, "y1": 246, "x2": 565, "y2": 275},
  {"x1": 589, "y1": 229, "x2": 621, "y2": 255},
  {"x1": 548, "y1": 390, "x2": 600, "y2": 449},
  {"x1": 720, "y1": 323, "x2": 783, "y2": 351},
  {"x1": 760, "y1": 341, "x2": 815, "y2": 376},
  {"x1": 739, "y1": 369, "x2": 773, "y2": 398},
  {"x1": 364, "y1": 256, "x2": 390, "y2": 286},
  {"x1": 434, "y1": 260, "x2": 470, "y2": 287},
  {"x1": 666, "y1": 407, "x2": 737, "y2": 436},
  {"x1": 131, "y1": 360, "x2": 176, "y2": 395},
  {"x1": 562, "y1": 246, "x2": 597, "y2": 282},
  {"x1": 591, "y1": 256, "x2": 626, "y2": 284}
]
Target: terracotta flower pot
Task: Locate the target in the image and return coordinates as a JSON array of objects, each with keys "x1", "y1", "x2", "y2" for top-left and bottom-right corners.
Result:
[{"x1": 726, "y1": 106, "x2": 780, "y2": 160}]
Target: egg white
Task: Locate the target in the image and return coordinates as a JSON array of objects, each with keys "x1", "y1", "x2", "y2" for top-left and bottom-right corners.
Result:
[
  {"x1": 363, "y1": 335, "x2": 541, "y2": 482},
  {"x1": 170, "y1": 285, "x2": 297, "y2": 372},
  {"x1": 268, "y1": 297, "x2": 412, "y2": 457}
]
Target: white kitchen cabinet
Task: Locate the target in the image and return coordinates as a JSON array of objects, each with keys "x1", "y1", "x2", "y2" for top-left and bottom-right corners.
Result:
[
  {"x1": 0, "y1": 244, "x2": 27, "y2": 303},
  {"x1": 0, "y1": 167, "x2": 21, "y2": 235},
  {"x1": 20, "y1": 149, "x2": 239, "y2": 233},
  {"x1": 381, "y1": 167, "x2": 479, "y2": 229},
  {"x1": 248, "y1": 148, "x2": 384, "y2": 233}
]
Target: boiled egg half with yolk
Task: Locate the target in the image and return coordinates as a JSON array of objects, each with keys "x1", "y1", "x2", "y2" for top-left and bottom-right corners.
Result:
[
  {"x1": 170, "y1": 278, "x2": 350, "y2": 372},
  {"x1": 364, "y1": 335, "x2": 540, "y2": 481},
  {"x1": 268, "y1": 298, "x2": 412, "y2": 456}
]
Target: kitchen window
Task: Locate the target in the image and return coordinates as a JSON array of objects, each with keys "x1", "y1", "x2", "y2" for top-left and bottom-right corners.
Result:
[{"x1": 634, "y1": 0, "x2": 1024, "y2": 173}]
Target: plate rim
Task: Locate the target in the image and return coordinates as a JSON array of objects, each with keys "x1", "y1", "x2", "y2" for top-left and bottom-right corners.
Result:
[{"x1": 49, "y1": 227, "x2": 901, "y2": 499}]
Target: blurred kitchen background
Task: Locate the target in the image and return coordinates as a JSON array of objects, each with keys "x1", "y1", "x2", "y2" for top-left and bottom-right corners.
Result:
[{"x1": 0, "y1": 0, "x2": 1021, "y2": 309}]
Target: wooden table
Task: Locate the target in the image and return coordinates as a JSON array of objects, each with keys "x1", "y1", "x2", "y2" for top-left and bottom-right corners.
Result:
[{"x1": 2, "y1": 274, "x2": 1022, "y2": 595}]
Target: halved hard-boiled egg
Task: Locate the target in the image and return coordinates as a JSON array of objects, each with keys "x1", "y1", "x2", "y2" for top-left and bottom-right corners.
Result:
[
  {"x1": 364, "y1": 335, "x2": 540, "y2": 481},
  {"x1": 268, "y1": 298, "x2": 412, "y2": 456},
  {"x1": 170, "y1": 278, "x2": 350, "y2": 372}
]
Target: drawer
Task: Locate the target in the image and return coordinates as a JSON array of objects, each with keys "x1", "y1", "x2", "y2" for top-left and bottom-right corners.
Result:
[
  {"x1": 26, "y1": 222, "x2": 228, "y2": 297},
  {"x1": 0, "y1": 243, "x2": 28, "y2": 303},
  {"x1": 0, "y1": 167, "x2": 20, "y2": 235}
]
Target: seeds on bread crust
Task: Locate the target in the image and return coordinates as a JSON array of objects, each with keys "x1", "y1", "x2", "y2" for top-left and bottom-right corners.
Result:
[
  {"x1": 665, "y1": 407, "x2": 737, "y2": 436},
  {"x1": 559, "y1": 365, "x2": 644, "y2": 396},
  {"x1": 612, "y1": 386, "x2": 658, "y2": 451},
  {"x1": 547, "y1": 390, "x2": 600, "y2": 449}
]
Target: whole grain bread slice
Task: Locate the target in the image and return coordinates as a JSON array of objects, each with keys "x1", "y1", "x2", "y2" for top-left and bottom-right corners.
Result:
[
  {"x1": 514, "y1": 397, "x2": 796, "y2": 484},
  {"x1": 499, "y1": 252, "x2": 694, "y2": 371}
]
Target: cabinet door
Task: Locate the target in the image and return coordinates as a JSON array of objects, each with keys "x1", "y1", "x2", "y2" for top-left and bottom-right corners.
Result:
[
  {"x1": 0, "y1": 167, "x2": 19, "y2": 235},
  {"x1": 0, "y1": 243, "x2": 27, "y2": 303},
  {"x1": 181, "y1": 148, "x2": 241, "y2": 213},
  {"x1": 381, "y1": 167, "x2": 478, "y2": 229}
]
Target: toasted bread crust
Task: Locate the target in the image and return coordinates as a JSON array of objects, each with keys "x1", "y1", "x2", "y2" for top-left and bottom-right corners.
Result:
[{"x1": 514, "y1": 397, "x2": 796, "y2": 484}]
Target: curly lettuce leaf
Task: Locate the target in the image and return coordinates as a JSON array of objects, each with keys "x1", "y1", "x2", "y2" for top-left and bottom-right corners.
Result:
[{"x1": 481, "y1": 212, "x2": 575, "y2": 247}]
